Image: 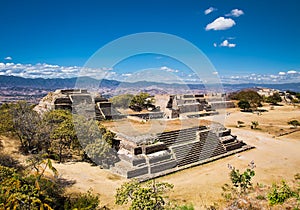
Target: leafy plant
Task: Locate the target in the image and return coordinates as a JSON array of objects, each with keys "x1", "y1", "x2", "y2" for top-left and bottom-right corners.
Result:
[
  {"x1": 288, "y1": 120, "x2": 300, "y2": 128},
  {"x1": 115, "y1": 179, "x2": 173, "y2": 210},
  {"x1": 110, "y1": 94, "x2": 134, "y2": 108},
  {"x1": 230, "y1": 168, "x2": 255, "y2": 193},
  {"x1": 174, "y1": 203, "x2": 195, "y2": 210},
  {"x1": 267, "y1": 181, "x2": 294, "y2": 205},
  {"x1": 222, "y1": 162, "x2": 256, "y2": 201},
  {"x1": 266, "y1": 92, "x2": 282, "y2": 105},
  {"x1": 231, "y1": 90, "x2": 263, "y2": 109},
  {"x1": 251, "y1": 121, "x2": 259, "y2": 129},
  {"x1": 64, "y1": 190, "x2": 100, "y2": 210},
  {"x1": 0, "y1": 165, "x2": 63, "y2": 209},
  {"x1": 238, "y1": 100, "x2": 251, "y2": 111}
]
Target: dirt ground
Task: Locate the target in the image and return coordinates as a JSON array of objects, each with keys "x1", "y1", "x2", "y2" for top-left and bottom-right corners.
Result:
[{"x1": 1, "y1": 104, "x2": 300, "y2": 209}]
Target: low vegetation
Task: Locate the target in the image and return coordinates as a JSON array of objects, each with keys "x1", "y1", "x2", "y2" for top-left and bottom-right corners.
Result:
[
  {"x1": 110, "y1": 94, "x2": 134, "y2": 109},
  {"x1": 288, "y1": 120, "x2": 300, "y2": 128},
  {"x1": 222, "y1": 163, "x2": 300, "y2": 209},
  {"x1": 231, "y1": 90, "x2": 263, "y2": 111},
  {"x1": 129, "y1": 92, "x2": 155, "y2": 112},
  {"x1": 115, "y1": 179, "x2": 174, "y2": 209},
  {"x1": 265, "y1": 92, "x2": 282, "y2": 105},
  {"x1": 0, "y1": 159, "x2": 101, "y2": 209}
]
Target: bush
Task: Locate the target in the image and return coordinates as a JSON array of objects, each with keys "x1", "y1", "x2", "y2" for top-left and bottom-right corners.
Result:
[
  {"x1": 110, "y1": 94, "x2": 134, "y2": 109},
  {"x1": 64, "y1": 190, "x2": 100, "y2": 210},
  {"x1": 175, "y1": 203, "x2": 195, "y2": 210},
  {"x1": 115, "y1": 179, "x2": 173, "y2": 210},
  {"x1": 0, "y1": 165, "x2": 64, "y2": 209},
  {"x1": 288, "y1": 120, "x2": 300, "y2": 128},
  {"x1": 267, "y1": 181, "x2": 294, "y2": 205}
]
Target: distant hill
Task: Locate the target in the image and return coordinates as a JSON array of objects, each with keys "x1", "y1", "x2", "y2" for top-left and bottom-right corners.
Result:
[{"x1": 0, "y1": 75, "x2": 299, "y2": 92}]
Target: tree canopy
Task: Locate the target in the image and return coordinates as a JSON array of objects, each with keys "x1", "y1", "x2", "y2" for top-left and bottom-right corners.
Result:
[
  {"x1": 266, "y1": 92, "x2": 282, "y2": 105},
  {"x1": 231, "y1": 90, "x2": 263, "y2": 109},
  {"x1": 287, "y1": 120, "x2": 300, "y2": 128},
  {"x1": 129, "y1": 92, "x2": 155, "y2": 112},
  {"x1": 237, "y1": 100, "x2": 251, "y2": 111},
  {"x1": 110, "y1": 94, "x2": 134, "y2": 109}
]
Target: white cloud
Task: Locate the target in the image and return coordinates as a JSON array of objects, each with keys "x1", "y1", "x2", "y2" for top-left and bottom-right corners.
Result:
[
  {"x1": 287, "y1": 70, "x2": 297, "y2": 74},
  {"x1": 204, "y1": 7, "x2": 217, "y2": 15},
  {"x1": 220, "y1": 40, "x2": 236, "y2": 48},
  {"x1": 205, "y1": 17, "x2": 236, "y2": 31},
  {"x1": 226, "y1": 9, "x2": 244, "y2": 17},
  {"x1": 4, "y1": 56, "x2": 12, "y2": 60},
  {"x1": 0, "y1": 62, "x2": 115, "y2": 79},
  {"x1": 121, "y1": 73, "x2": 132, "y2": 77},
  {"x1": 213, "y1": 43, "x2": 217, "y2": 47},
  {"x1": 220, "y1": 71, "x2": 300, "y2": 84},
  {"x1": 160, "y1": 66, "x2": 179, "y2": 73}
]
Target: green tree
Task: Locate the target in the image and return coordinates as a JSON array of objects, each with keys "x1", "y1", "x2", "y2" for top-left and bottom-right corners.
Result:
[
  {"x1": 9, "y1": 101, "x2": 44, "y2": 154},
  {"x1": 231, "y1": 90, "x2": 263, "y2": 109},
  {"x1": 111, "y1": 94, "x2": 134, "y2": 108},
  {"x1": 288, "y1": 120, "x2": 300, "y2": 128},
  {"x1": 0, "y1": 103, "x2": 14, "y2": 134},
  {"x1": 73, "y1": 116, "x2": 119, "y2": 166},
  {"x1": 44, "y1": 110, "x2": 78, "y2": 162},
  {"x1": 115, "y1": 179, "x2": 174, "y2": 210},
  {"x1": 129, "y1": 92, "x2": 155, "y2": 111},
  {"x1": 0, "y1": 164, "x2": 63, "y2": 210},
  {"x1": 266, "y1": 92, "x2": 282, "y2": 105},
  {"x1": 0, "y1": 163, "x2": 101, "y2": 210},
  {"x1": 237, "y1": 100, "x2": 251, "y2": 111}
]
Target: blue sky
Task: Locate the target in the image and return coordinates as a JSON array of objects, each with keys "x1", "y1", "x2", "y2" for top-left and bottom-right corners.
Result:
[{"x1": 0, "y1": 0, "x2": 300, "y2": 83}]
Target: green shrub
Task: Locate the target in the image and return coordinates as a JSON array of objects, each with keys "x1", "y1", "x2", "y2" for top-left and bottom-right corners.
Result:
[
  {"x1": 230, "y1": 167, "x2": 255, "y2": 193},
  {"x1": 64, "y1": 190, "x2": 100, "y2": 210},
  {"x1": 175, "y1": 203, "x2": 195, "y2": 210},
  {"x1": 267, "y1": 181, "x2": 294, "y2": 205},
  {"x1": 256, "y1": 194, "x2": 265, "y2": 200}
]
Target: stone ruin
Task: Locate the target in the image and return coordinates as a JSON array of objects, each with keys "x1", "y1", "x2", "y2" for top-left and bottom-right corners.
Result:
[
  {"x1": 35, "y1": 90, "x2": 234, "y2": 121},
  {"x1": 110, "y1": 125, "x2": 253, "y2": 180},
  {"x1": 34, "y1": 89, "x2": 121, "y2": 120},
  {"x1": 35, "y1": 89, "x2": 252, "y2": 180},
  {"x1": 158, "y1": 94, "x2": 235, "y2": 119}
]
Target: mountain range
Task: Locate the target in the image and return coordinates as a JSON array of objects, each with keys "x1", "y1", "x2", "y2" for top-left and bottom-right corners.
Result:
[{"x1": 0, "y1": 75, "x2": 299, "y2": 92}]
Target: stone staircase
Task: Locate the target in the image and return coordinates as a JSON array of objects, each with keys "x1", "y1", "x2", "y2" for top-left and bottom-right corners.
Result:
[
  {"x1": 157, "y1": 126, "x2": 206, "y2": 147},
  {"x1": 112, "y1": 126, "x2": 251, "y2": 179}
]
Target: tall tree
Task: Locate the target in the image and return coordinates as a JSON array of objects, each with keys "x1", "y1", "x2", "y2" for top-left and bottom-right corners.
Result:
[
  {"x1": 44, "y1": 110, "x2": 77, "y2": 162},
  {"x1": 10, "y1": 101, "x2": 42, "y2": 154},
  {"x1": 110, "y1": 94, "x2": 134, "y2": 108},
  {"x1": 231, "y1": 90, "x2": 263, "y2": 109},
  {"x1": 0, "y1": 103, "x2": 14, "y2": 134},
  {"x1": 129, "y1": 92, "x2": 155, "y2": 111},
  {"x1": 238, "y1": 100, "x2": 251, "y2": 111}
]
